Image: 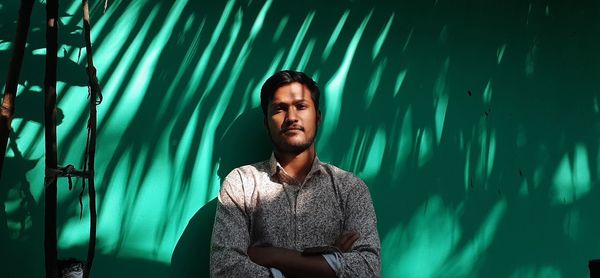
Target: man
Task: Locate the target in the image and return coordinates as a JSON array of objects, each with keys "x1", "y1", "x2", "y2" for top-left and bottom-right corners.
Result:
[{"x1": 210, "y1": 70, "x2": 380, "y2": 277}]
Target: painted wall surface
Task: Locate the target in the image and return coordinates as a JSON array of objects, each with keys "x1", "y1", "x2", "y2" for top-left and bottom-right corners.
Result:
[{"x1": 1, "y1": 0, "x2": 599, "y2": 277}]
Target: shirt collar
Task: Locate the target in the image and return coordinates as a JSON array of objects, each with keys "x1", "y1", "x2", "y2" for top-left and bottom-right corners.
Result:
[{"x1": 268, "y1": 152, "x2": 324, "y2": 179}]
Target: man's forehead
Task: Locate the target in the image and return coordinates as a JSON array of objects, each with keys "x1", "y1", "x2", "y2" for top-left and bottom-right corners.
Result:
[{"x1": 272, "y1": 82, "x2": 311, "y2": 102}]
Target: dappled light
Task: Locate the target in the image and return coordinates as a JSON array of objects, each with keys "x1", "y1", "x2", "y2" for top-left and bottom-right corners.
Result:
[{"x1": 1, "y1": 0, "x2": 599, "y2": 277}]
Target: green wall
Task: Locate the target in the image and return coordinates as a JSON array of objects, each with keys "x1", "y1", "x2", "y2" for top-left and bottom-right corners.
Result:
[{"x1": 1, "y1": 0, "x2": 599, "y2": 277}]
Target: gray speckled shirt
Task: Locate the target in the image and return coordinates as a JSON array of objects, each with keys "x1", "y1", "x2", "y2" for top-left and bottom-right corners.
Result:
[{"x1": 210, "y1": 154, "x2": 381, "y2": 277}]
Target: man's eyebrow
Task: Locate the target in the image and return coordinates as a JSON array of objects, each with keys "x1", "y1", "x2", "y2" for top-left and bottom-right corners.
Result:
[
  {"x1": 292, "y1": 99, "x2": 309, "y2": 105},
  {"x1": 271, "y1": 99, "x2": 309, "y2": 107},
  {"x1": 270, "y1": 101, "x2": 287, "y2": 107}
]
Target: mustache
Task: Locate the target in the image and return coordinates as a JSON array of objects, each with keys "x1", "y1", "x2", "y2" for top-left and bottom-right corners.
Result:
[{"x1": 281, "y1": 125, "x2": 304, "y2": 133}]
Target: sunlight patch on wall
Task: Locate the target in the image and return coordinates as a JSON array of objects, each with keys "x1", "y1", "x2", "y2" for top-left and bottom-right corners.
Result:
[
  {"x1": 433, "y1": 57, "x2": 449, "y2": 145},
  {"x1": 15, "y1": 82, "x2": 28, "y2": 97},
  {"x1": 106, "y1": 0, "x2": 188, "y2": 128},
  {"x1": 102, "y1": 3, "x2": 175, "y2": 132},
  {"x1": 440, "y1": 200, "x2": 507, "y2": 276},
  {"x1": 402, "y1": 27, "x2": 414, "y2": 52},
  {"x1": 31, "y1": 48, "x2": 46, "y2": 55},
  {"x1": 59, "y1": 0, "x2": 82, "y2": 26},
  {"x1": 200, "y1": 0, "x2": 270, "y2": 201},
  {"x1": 179, "y1": 0, "x2": 235, "y2": 105},
  {"x1": 281, "y1": 11, "x2": 315, "y2": 70},
  {"x1": 120, "y1": 148, "x2": 178, "y2": 262},
  {"x1": 358, "y1": 127, "x2": 386, "y2": 180},
  {"x1": 272, "y1": 16, "x2": 288, "y2": 43},
  {"x1": 91, "y1": 0, "x2": 132, "y2": 41},
  {"x1": 365, "y1": 58, "x2": 386, "y2": 108},
  {"x1": 372, "y1": 13, "x2": 394, "y2": 60},
  {"x1": 58, "y1": 203, "x2": 91, "y2": 251},
  {"x1": 97, "y1": 5, "x2": 157, "y2": 126},
  {"x1": 464, "y1": 142, "x2": 471, "y2": 191},
  {"x1": 0, "y1": 41, "x2": 11, "y2": 51},
  {"x1": 496, "y1": 44, "x2": 507, "y2": 64},
  {"x1": 92, "y1": 1, "x2": 144, "y2": 81},
  {"x1": 251, "y1": 49, "x2": 286, "y2": 108},
  {"x1": 321, "y1": 10, "x2": 350, "y2": 61},
  {"x1": 473, "y1": 122, "x2": 489, "y2": 188},
  {"x1": 157, "y1": 21, "x2": 206, "y2": 119},
  {"x1": 320, "y1": 11, "x2": 372, "y2": 149},
  {"x1": 296, "y1": 38, "x2": 316, "y2": 72},
  {"x1": 482, "y1": 80, "x2": 492, "y2": 106},
  {"x1": 551, "y1": 144, "x2": 591, "y2": 205},
  {"x1": 417, "y1": 127, "x2": 434, "y2": 168},
  {"x1": 203, "y1": 10, "x2": 243, "y2": 94},
  {"x1": 393, "y1": 106, "x2": 413, "y2": 182},
  {"x1": 487, "y1": 129, "x2": 496, "y2": 177},
  {"x1": 394, "y1": 69, "x2": 407, "y2": 97},
  {"x1": 56, "y1": 86, "x2": 92, "y2": 162},
  {"x1": 7, "y1": 119, "x2": 40, "y2": 155},
  {"x1": 382, "y1": 196, "x2": 461, "y2": 278},
  {"x1": 95, "y1": 149, "x2": 131, "y2": 253}
]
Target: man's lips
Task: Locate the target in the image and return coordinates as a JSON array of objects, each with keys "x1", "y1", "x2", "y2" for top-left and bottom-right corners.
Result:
[{"x1": 282, "y1": 126, "x2": 303, "y2": 133}]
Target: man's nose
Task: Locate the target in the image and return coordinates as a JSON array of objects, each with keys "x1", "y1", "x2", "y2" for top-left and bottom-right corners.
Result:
[{"x1": 285, "y1": 107, "x2": 298, "y2": 122}]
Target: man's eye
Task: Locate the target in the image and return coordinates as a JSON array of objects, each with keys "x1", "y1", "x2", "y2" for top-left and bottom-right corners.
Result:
[{"x1": 297, "y1": 104, "x2": 307, "y2": 109}]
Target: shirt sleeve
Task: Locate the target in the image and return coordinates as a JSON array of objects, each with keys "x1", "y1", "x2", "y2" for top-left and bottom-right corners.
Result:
[
  {"x1": 338, "y1": 177, "x2": 381, "y2": 278},
  {"x1": 270, "y1": 268, "x2": 286, "y2": 278},
  {"x1": 323, "y1": 253, "x2": 343, "y2": 275},
  {"x1": 210, "y1": 169, "x2": 272, "y2": 278}
]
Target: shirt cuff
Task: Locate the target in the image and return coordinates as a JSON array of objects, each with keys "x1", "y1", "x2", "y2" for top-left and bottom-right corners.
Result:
[
  {"x1": 323, "y1": 253, "x2": 343, "y2": 276},
  {"x1": 270, "y1": 267, "x2": 285, "y2": 278}
]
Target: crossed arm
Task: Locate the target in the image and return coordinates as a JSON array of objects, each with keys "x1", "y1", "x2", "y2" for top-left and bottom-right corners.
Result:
[
  {"x1": 247, "y1": 231, "x2": 360, "y2": 278},
  {"x1": 210, "y1": 171, "x2": 380, "y2": 278}
]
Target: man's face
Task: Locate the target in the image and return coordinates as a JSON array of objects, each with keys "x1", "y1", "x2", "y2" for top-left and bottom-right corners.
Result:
[{"x1": 266, "y1": 82, "x2": 320, "y2": 154}]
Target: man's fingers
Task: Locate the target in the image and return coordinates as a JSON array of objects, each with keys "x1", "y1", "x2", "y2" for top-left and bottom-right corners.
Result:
[
  {"x1": 334, "y1": 232, "x2": 352, "y2": 246},
  {"x1": 339, "y1": 233, "x2": 355, "y2": 246},
  {"x1": 341, "y1": 233, "x2": 359, "y2": 251},
  {"x1": 335, "y1": 231, "x2": 360, "y2": 252}
]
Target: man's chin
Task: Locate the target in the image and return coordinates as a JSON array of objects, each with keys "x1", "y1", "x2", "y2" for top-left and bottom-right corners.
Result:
[{"x1": 276, "y1": 141, "x2": 313, "y2": 154}]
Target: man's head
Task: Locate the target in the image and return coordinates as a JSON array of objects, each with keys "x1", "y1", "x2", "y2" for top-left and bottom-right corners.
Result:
[{"x1": 260, "y1": 70, "x2": 321, "y2": 154}]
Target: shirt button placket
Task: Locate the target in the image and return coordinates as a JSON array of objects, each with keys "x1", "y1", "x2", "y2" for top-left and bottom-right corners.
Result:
[{"x1": 295, "y1": 185, "x2": 302, "y2": 250}]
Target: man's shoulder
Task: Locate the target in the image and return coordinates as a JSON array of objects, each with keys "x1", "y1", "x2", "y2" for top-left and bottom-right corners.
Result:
[
  {"x1": 224, "y1": 159, "x2": 271, "y2": 181},
  {"x1": 319, "y1": 161, "x2": 367, "y2": 187}
]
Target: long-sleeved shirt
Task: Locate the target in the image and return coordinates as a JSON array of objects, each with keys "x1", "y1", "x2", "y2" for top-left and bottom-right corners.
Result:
[{"x1": 210, "y1": 154, "x2": 381, "y2": 277}]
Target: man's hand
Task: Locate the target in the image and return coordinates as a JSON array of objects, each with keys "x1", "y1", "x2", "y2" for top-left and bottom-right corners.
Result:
[
  {"x1": 334, "y1": 231, "x2": 360, "y2": 252},
  {"x1": 248, "y1": 246, "x2": 293, "y2": 267},
  {"x1": 248, "y1": 246, "x2": 336, "y2": 277}
]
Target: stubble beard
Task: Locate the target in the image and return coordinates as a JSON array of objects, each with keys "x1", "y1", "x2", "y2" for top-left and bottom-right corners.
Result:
[{"x1": 272, "y1": 134, "x2": 314, "y2": 155}]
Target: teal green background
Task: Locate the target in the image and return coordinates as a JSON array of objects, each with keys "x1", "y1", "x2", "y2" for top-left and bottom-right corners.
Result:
[{"x1": 1, "y1": 0, "x2": 599, "y2": 277}]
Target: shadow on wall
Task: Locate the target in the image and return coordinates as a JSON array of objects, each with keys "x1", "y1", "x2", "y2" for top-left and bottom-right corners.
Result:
[
  {"x1": 170, "y1": 107, "x2": 271, "y2": 277},
  {"x1": 1, "y1": 0, "x2": 599, "y2": 277}
]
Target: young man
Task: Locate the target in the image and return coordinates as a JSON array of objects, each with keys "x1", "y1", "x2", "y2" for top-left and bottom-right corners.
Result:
[{"x1": 210, "y1": 71, "x2": 381, "y2": 277}]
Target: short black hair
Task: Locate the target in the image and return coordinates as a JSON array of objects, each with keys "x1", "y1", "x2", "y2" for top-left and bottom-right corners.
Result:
[{"x1": 260, "y1": 70, "x2": 320, "y2": 117}]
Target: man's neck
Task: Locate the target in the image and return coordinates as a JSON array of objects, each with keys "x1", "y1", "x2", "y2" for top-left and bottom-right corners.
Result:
[{"x1": 274, "y1": 145, "x2": 316, "y2": 184}]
